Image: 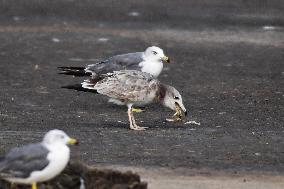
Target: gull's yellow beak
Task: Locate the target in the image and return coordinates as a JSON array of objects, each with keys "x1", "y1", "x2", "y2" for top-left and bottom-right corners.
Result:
[
  {"x1": 161, "y1": 56, "x2": 170, "y2": 63},
  {"x1": 68, "y1": 138, "x2": 78, "y2": 145}
]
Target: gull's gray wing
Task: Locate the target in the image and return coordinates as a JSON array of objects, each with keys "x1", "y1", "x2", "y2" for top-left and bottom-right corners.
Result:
[
  {"x1": 85, "y1": 52, "x2": 144, "y2": 75},
  {"x1": 0, "y1": 143, "x2": 50, "y2": 179},
  {"x1": 84, "y1": 70, "x2": 159, "y2": 102}
]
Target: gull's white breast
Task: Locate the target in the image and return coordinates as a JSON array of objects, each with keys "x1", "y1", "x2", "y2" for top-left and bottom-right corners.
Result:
[
  {"x1": 28, "y1": 143, "x2": 70, "y2": 183},
  {"x1": 139, "y1": 61, "x2": 163, "y2": 78}
]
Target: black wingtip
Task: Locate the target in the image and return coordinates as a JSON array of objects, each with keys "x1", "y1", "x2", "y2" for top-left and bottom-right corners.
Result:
[
  {"x1": 57, "y1": 66, "x2": 85, "y2": 70},
  {"x1": 57, "y1": 66, "x2": 90, "y2": 77},
  {"x1": 61, "y1": 84, "x2": 98, "y2": 94}
]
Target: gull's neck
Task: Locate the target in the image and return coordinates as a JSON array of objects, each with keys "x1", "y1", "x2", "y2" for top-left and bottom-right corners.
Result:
[
  {"x1": 142, "y1": 52, "x2": 146, "y2": 60},
  {"x1": 155, "y1": 83, "x2": 168, "y2": 103},
  {"x1": 140, "y1": 55, "x2": 163, "y2": 78},
  {"x1": 42, "y1": 141, "x2": 66, "y2": 151}
]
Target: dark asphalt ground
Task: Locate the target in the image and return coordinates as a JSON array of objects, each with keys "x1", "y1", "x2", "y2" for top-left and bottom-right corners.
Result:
[{"x1": 0, "y1": 0, "x2": 284, "y2": 175}]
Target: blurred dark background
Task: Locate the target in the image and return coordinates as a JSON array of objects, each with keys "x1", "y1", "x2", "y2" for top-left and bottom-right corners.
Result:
[{"x1": 0, "y1": 0, "x2": 284, "y2": 29}]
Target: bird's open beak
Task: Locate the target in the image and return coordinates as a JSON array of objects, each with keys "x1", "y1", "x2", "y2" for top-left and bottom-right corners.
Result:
[
  {"x1": 68, "y1": 138, "x2": 79, "y2": 145},
  {"x1": 161, "y1": 56, "x2": 170, "y2": 63}
]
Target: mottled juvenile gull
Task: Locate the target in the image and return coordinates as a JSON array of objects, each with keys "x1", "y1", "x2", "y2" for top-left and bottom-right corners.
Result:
[
  {"x1": 58, "y1": 46, "x2": 170, "y2": 78},
  {"x1": 0, "y1": 129, "x2": 78, "y2": 189},
  {"x1": 82, "y1": 70, "x2": 187, "y2": 130}
]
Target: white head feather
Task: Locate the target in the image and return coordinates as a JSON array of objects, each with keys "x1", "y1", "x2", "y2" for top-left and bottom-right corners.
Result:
[
  {"x1": 42, "y1": 130, "x2": 71, "y2": 145},
  {"x1": 144, "y1": 46, "x2": 166, "y2": 62}
]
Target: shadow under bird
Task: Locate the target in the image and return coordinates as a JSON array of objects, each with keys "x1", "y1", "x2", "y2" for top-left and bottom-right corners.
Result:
[
  {"x1": 0, "y1": 130, "x2": 78, "y2": 189},
  {"x1": 82, "y1": 70, "x2": 187, "y2": 130}
]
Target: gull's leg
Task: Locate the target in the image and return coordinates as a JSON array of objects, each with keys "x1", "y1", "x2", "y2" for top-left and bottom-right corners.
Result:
[
  {"x1": 128, "y1": 104, "x2": 136, "y2": 130},
  {"x1": 31, "y1": 182, "x2": 37, "y2": 189},
  {"x1": 130, "y1": 107, "x2": 148, "y2": 130},
  {"x1": 131, "y1": 113, "x2": 148, "y2": 130},
  {"x1": 127, "y1": 104, "x2": 147, "y2": 130}
]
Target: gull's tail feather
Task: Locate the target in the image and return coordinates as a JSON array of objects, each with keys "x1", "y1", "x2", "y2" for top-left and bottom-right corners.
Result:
[
  {"x1": 81, "y1": 79, "x2": 97, "y2": 90},
  {"x1": 58, "y1": 66, "x2": 91, "y2": 77},
  {"x1": 62, "y1": 84, "x2": 98, "y2": 94}
]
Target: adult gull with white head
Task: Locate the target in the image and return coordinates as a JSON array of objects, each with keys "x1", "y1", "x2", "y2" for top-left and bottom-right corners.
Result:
[
  {"x1": 58, "y1": 46, "x2": 170, "y2": 78},
  {"x1": 0, "y1": 129, "x2": 78, "y2": 189}
]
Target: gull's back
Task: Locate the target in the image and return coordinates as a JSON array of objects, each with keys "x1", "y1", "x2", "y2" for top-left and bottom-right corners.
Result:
[
  {"x1": 85, "y1": 52, "x2": 144, "y2": 76},
  {"x1": 94, "y1": 70, "x2": 159, "y2": 103},
  {"x1": 0, "y1": 143, "x2": 49, "y2": 179}
]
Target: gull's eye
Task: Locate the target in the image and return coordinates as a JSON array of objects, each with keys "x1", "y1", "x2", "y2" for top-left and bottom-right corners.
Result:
[
  {"x1": 59, "y1": 135, "x2": 65, "y2": 139},
  {"x1": 174, "y1": 96, "x2": 179, "y2": 100},
  {"x1": 152, "y1": 51, "x2": 157, "y2": 55}
]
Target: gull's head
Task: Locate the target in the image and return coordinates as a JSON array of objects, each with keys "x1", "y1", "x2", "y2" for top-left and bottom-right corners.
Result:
[
  {"x1": 163, "y1": 85, "x2": 187, "y2": 115},
  {"x1": 144, "y1": 46, "x2": 170, "y2": 63},
  {"x1": 43, "y1": 129, "x2": 78, "y2": 146}
]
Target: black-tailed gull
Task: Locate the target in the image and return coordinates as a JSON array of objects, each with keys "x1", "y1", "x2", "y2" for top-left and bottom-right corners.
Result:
[
  {"x1": 0, "y1": 129, "x2": 78, "y2": 189},
  {"x1": 82, "y1": 70, "x2": 187, "y2": 130},
  {"x1": 58, "y1": 46, "x2": 170, "y2": 78}
]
